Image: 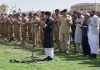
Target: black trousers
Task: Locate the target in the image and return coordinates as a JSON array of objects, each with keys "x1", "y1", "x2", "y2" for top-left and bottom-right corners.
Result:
[
  {"x1": 82, "y1": 36, "x2": 91, "y2": 56},
  {"x1": 71, "y1": 31, "x2": 75, "y2": 43}
]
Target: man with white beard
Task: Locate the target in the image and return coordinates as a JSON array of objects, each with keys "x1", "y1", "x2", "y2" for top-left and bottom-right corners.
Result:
[{"x1": 88, "y1": 11, "x2": 99, "y2": 59}]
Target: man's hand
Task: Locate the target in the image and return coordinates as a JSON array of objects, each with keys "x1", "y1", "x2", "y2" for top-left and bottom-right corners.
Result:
[{"x1": 40, "y1": 20, "x2": 46, "y2": 28}]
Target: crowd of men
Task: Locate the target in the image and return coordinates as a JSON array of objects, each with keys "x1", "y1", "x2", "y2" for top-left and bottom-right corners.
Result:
[{"x1": 0, "y1": 9, "x2": 100, "y2": 61}]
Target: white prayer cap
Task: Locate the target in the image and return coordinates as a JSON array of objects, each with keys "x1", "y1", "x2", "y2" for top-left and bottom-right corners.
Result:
[{"x1": 84, "y1": 13, "x2": 90, "y2": 16}]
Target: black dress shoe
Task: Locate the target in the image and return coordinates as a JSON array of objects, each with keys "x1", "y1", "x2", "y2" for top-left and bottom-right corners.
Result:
[
  {"x1": 43, "y1": 56, "x2": 50, "y2": 61},
  {"x1": 43, "y1": 56, "x2": 53, "y2": 61},
  {"x1": 47, "y1": 57, "x2": 53, "y2": 61},
  {"x1": 9, "y1": 59, "x2": 20, "y2": 63},
  {"x1": 8, "y1": 37, "x2": 13, "y2": 42},
  {"x1": 89, "y1": 54, "x2": 97, "y2": 59},
  {"x1": 92, "y1": 54, "x2": 97, "y2": 59}
]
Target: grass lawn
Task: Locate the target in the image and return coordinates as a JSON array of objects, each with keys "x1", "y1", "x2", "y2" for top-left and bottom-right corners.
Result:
[{"x1": 0, "y1": 40, "x2": 100, "y2": 70}]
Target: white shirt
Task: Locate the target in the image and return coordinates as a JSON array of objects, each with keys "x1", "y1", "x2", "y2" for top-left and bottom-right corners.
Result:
[{"x1": 89, "y1": 15, "x2": 99, "y2": 35}]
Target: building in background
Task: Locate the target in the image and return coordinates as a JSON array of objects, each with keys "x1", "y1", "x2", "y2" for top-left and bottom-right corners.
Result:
[
  {"x1": 71, "y1": 3, "x2": 100, "y2": 14},
  {"x1": 0, "y1": 4, "x2": 9, "y2": 14}
]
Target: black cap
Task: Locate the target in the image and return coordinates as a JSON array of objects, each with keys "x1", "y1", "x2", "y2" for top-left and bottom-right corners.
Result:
[
  {"x1": 55, "y1": 9, "x2": 59, "y2": 12},
  {"x1": 63, "y1": 9, "x2": 67, "y2": 12},
  {"x1": 29, "y1": 12, "x2": 32, "y2": 16},
  {"x1": 41, "y1": 11, "x2": 45, "y2": 14},
  {"x1": 22, "y1": 13, "x2": 26, "y2": 16},
  {"x1": 45, "y1": 11, "x2": 51, "y2": 16}
]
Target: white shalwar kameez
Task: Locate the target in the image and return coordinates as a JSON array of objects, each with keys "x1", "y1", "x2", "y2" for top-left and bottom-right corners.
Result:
[{"x1": 88, "y1": 15, "x2": 99, "y2": 55}]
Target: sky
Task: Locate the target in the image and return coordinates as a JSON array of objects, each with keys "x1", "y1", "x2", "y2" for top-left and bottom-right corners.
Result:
[{"x1": 0, "y1": 0, "x2": 100, "y2": 12}]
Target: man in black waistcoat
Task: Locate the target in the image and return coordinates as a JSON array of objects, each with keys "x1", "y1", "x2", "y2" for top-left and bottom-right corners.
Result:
[{"x1": 40, "y1": 11, "x2": 54, "y2": 61}]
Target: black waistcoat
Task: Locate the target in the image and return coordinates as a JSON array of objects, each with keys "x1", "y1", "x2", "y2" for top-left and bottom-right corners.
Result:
[{"x1": 43, "y1": 19, "x2": 54, "y2": 48}]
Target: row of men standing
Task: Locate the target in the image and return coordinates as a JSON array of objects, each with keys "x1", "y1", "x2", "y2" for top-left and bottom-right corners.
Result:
[
  {"x1": 0, "y1": 9, "x2": 72, "y2": 61},
  {"x1": 0, "y1": 13, "x2": 42, "y2": 45},
  {"x1": 74, "y1": 11, "x2": 100, "y2": 59}
]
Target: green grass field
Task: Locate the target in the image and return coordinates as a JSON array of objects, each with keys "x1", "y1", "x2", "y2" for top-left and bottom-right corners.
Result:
[{"x1": 0, "y1": 40, "x2": 100, "y2": 70}]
